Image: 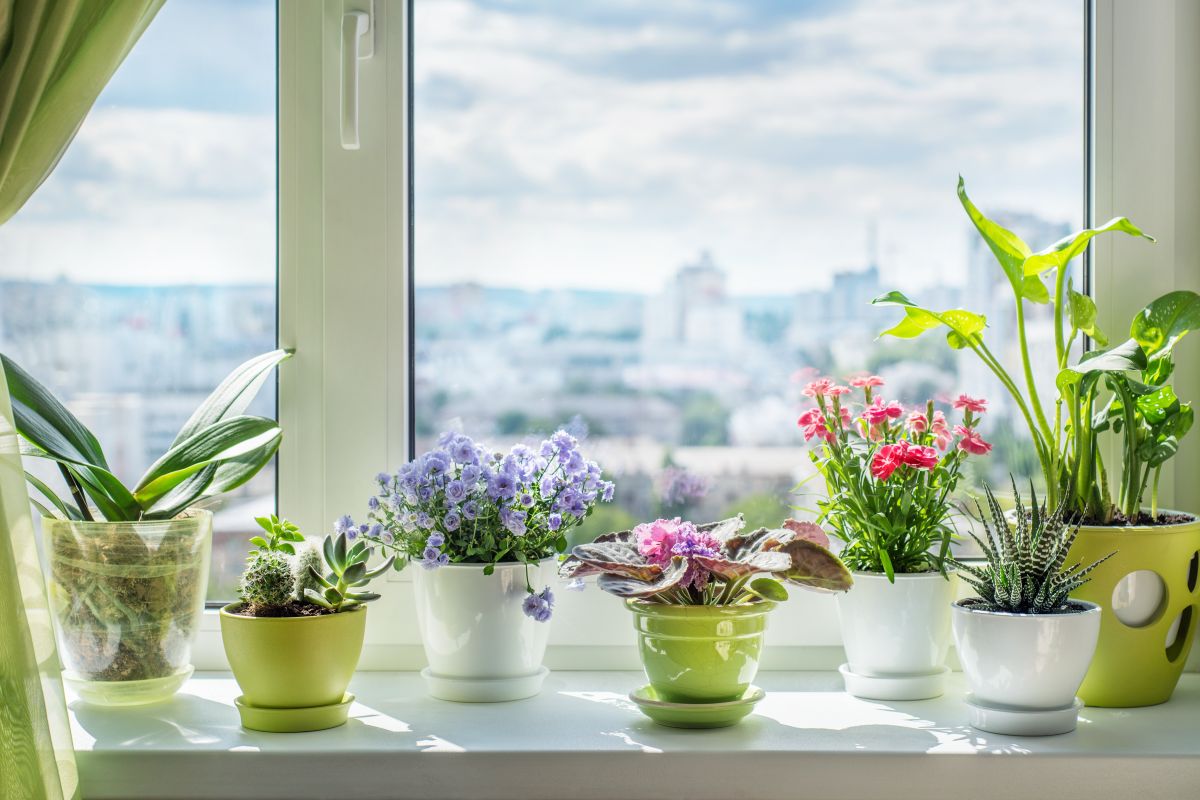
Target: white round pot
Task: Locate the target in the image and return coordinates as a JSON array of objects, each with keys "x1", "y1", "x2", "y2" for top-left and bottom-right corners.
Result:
[
  {"x1": 412, "y1": 559, "x2": 555, "y2": 702},
  {"x1": 835, "y1": 570, "x2": 956, "y2": 699},
  {"x1": 952, "y1": 599, "x2": 1101, "y2": 735}
]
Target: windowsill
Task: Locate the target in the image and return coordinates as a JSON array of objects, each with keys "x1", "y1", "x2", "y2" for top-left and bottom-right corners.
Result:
[{"x1": 70, "y1": 671, "x2": 1200, "y2": 800}]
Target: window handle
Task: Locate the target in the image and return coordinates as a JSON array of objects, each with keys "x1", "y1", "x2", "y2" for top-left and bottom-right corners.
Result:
[{"x1": 341, "y1": 6, "x2": 373, "y2": 150}]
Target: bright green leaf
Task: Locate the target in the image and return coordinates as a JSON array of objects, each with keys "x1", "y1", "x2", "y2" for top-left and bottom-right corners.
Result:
[
  {"x1": 1023, "y1": 217, "x2": 1153, "y2": 277},
  {"x1": 172, "y1": 349, "x2": 291, "y2": 447},
  {"x1": 957, "y1": 176, "x2": 1030, "y2": 293},
  {"x1": 1131, "y1": 290, "x2": 1200, "y2": 358}
]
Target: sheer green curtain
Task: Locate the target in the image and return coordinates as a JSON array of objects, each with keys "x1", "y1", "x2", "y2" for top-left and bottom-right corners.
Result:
[
  {"x1": 0, "y1": 0, "x2": 164, "y2": 225},
  {"x1": 1, "y1": 2, "x2": 164, "y2": 798}
]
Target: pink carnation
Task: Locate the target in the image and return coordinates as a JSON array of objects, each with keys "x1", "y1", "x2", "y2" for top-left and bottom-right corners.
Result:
[
  {"x1": 870, "y1": 444, "x2": 906, "y2": 481},
  {"x1": 802, "y1": 378, "x2": 836, "y2": 398},
  {"x1": 861, "y1": 397, "x2": 904, "y2": 426},
  {"x1": 797, "y1": 408, "x2": 833, "y2": 442},
  {"x1": 953, "y1": 394, "x2": 988, "y2": 414},
  {"x1": 931, "y1": 410, "x2": 951, "y2": 450},
  {"x1": 905, "y1": 410, "x2": 929, "y2": 434},
  {"x1": 849, "y1": 375, "x2": 885, "y2": 388},
  {"x1": 902, "y1": 444, "x2": 940, "y2": 470},
  {"x1": 955, "y1": 425, "x2": 993, "y2": 455}
]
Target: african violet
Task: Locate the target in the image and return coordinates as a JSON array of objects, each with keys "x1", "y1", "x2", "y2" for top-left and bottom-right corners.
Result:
[{"x1": 560, "y1": 515, "x2": 853, "y2": 604}]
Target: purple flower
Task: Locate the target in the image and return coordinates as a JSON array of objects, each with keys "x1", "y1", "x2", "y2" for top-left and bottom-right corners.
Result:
[
  {"x1": 423, "y1": 450, "x2": 452, "y2": 478},
  {"x1": 376, "y1": 472, "x2": 392, "y2": 489},
  {"x1": 368, "y1": 496, "x2": 381, "y2": 511},
  {"x1": 334, "y1": 515, "x2": 355, "y2": 536},
  {"x1": 488, "y1": 472, "x2": 517, "y2": 501},
  {"x1": 418, "y1": 485, "x2": 434, "y2": 502},
  {"x1": 368, "y1": 524, "x2": 383, "y2": 538},
  {"x1": 437, "y1": 431, "x2": 459, "y2": 448},
  {"x1": 500, "y1": 508, "x2": 527, "y2": 536},
  {"x1": 602, "y1": 481, "x2": 615, "y2": 502},
  {"x1": 547, "y1": 513, "x2": 563, "y2": 531},
  {"x1": 521, "y1": 586, "x2": 555, "y2": 622},
  {"x1": 450, "y1": 437, "x2": 478, "y2": 464},
  {"x1": 551, "y1": 430, "x2": 577, "y2": 452},
  {"x1": 461, "y1": 500, "x2": 480, "y2": 520},
  {"x1": 427, "y1": 532, "x2": 446, "y2": 548},
  {"x1": 519, "y1": 492, "x2": 535, "y2": 508},
  {"x1": 443, "y1": 510, "x2": 462, "y2": 532},
  {"x1": 382, "y1": 531, "x2": 395, "y2": 544},
  {"x1": 416, "y1": 512, "x2": 434, "y2": 530},
  {"x1": 539, "y1": 474, "x2": 558, "y2": 497},
  {"x1": 420, "y1": 546, "x2": 443, "y2": 570},
  {"x1": 445, "y1": 480, "x2": 468, "y2": 503},
  {"x1": 460, "y1": 464, "x2": 481, "y2": 485}
]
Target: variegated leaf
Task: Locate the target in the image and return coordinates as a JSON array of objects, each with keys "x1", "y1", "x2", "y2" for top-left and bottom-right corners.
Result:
[
  {"x1": 725, "y1": 526, "x2": 785, "y2": 559},
  {"x1": 696, "y1": 515, "x2": 746, "y2": 544},
  {"x1": 781, "y1": 519, "x2": 830, "y2": 548},
  {"x1": 773, "y1": 538, "x2": 853, "y2": 593},
  {"x1": 597, "y1": 558, "x2": 687, "y2": 598},
  {"x1": 692, "y1": 551, "x2": 792, "y2": 581},
  {"x1": 571, "y1": 541, "x2": 660, "y2": 581}
]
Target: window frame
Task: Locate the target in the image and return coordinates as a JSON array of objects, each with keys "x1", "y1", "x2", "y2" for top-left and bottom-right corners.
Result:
[{"x1": 192, "y1": 0, "x2": 1199, "y2": 670}]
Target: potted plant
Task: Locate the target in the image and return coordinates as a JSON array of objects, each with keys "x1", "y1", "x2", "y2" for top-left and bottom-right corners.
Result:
[
  {"x1": 952, "y1": 485, "x2": 1112, "y2": 735},
  {"x1": 1, "y1": 350, "x2": 288, "y2": 706},
  {"x1": 874, "y1": 178, "x2": 1200, "y2": 706},
  {"x1": 797, "y1": 375, "x2": 992, "y2": 699},
  {"x1": 345, "y1": 429, "x2": 615, "y2": 702},
  {"x1": 219, "y1": 516, "x2": 392, "y2": 732},
  {"x1": 560, "y1": 515, "x2": 852, "y2": 728}
]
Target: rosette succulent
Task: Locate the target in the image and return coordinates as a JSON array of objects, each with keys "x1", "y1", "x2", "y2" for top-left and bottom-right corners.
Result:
[{"x1": 560, "y1": 515, "x2": 853, "y2": 605}]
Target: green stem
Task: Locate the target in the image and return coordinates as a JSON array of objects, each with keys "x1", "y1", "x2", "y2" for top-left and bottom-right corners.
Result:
[
  {"x1": 58, "y1": 464, "x2": 94, "y2": 522},
  {"x1": 1151, "y1": 467, "x2": 1161, "y2": 519},
  {"x1": 1014, "y1": 297, "x2": 1055, "y2": 445}
]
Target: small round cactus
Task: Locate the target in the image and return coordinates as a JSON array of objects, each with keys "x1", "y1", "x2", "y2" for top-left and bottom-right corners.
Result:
[
  {"x1": 240, "y1": 550, "x2": 294, "y2": 610},
  {"x1": 291, "y1": 541, "x2": 325, "y2": 602}
]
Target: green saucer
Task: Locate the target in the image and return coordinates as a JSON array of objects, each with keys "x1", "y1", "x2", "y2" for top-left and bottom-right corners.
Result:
[
  {"x1": 235, "y1": 693, "x2": 355, "y2": 733},
  {"x1": 629, "y1": 685, "x2": 765, "y2": 729}
]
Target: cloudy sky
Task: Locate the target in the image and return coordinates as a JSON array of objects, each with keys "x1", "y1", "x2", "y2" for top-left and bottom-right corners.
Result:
[{"x1": 0, "y1": 0, "x2": 1083, "y2": 295}]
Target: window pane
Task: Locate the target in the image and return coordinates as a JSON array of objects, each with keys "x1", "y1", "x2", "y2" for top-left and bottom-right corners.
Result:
[
  {"x1": 0, "y1": 0, "x2": 277, "y2": 599},
  {"x1": 413, "y1": 1, "x2": 1083, "y2": 537}
]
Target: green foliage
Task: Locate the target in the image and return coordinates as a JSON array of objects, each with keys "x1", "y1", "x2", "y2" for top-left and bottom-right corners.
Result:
[
  {"x1": 304, "y1": 532, "x2": 395, "y2": 613},
  {"x1": 680, "y1": 393, "x2": 729, "y2": 446},
  {"x1": 874, "y1": 178, "x2": 1194, "y2": 523},
  {"x1": 291, "y1": 542, "x2": 325, "y2": 602},
  {"x1": 720, "y1": 493, "x2": 787, "y2": 532},
  {"x1": 240, "y1": 550, "x2": 295, "y2": 611},
  {"x1": 954, "y1": 483, "x2": 1113, "y2": 614},
  {"x1": 5, "y1": 350, "x2": 291, "y2": 522},
  {"x1": 249, "y1": 514, "x2": 305, "y2": 556}
]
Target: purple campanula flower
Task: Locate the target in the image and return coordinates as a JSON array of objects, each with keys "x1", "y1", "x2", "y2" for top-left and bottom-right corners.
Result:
[
  {"x1": 418, "y1": 485, "x2": 434, "y2": 502},
  {"x1": 547, "y1": 513, "x2": 563, "y2": 531},
  {"x1": 437, "y1": 431, "x2": 458, "y2": 448},
  {"x1": 382, "y1": 531, "x2": 394, "y2": 544},
  {"x1": 423, "y1": 450, "x2": 452, "y2": 478},
  {"x1": 376, "y1": 472, "x2": 392, "y2": 489},
  {"x1": 420, "y1": 546, "x2": 443, "y2": 569},
  {"x1": 460, "y1": 464, "x2": 481, "y2": 485},
  {"x1": 445, "y1": 479, "x2": 468, "y2": 503},
  {"x1": 539, "y1": 441, "x2": 555, "y2": 458},
  {"x1": 519, "y1": 492, "x2": 535, "y2": 508},
  {"x1": 451, "y1": 436, "x2": 478, "y2": 465},
  {"x1": 488, "y1": 472, "x2": 517, "y2": 501},
  {"x1": 539, "y1": 474, "x2": 558, "y2": 497},
  {"x1": 602, "y1": 481, "x2": 615, "y2": 502},
  {"x1": 503, "y1": 509, "x2": 527, "y2": 536},
  {"x1": 443, "y1": 510, "x2": 462, "y2": 532},
  {"x1": 551, "y1": 430, "x2": 576, "y2": 452},
  {"x1": 521, "y1": 586, "x2": 555, "y2": 622},
  {"x1": 368, "y1": 524, "x2": 383, "y2": 538},
  {"x1": 461, "y1": 500, "x2": 480, "y2": 520},
  {"x1": 427, "y1": 532, "x2": 445, "y2": 548},
  {"x1": 334, "y1": 515, "x2": 355, "y2": 536},
  {"x1": 368, "y1": 496, "x2": 381, "y2": 511},
  {"x1": 416, "y1": 512, "x2": 434, "y2": 530}
]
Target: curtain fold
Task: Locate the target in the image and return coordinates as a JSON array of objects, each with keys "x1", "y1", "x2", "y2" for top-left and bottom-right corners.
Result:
[
  {"x1": 0, "y1": 0, "x2": 165, "y2": 225},
  {"x1": 0, "y1": 361, "x2": 78, "y2": 800},
  {"x1": 0, "y1": 2, "x2": 165, "y2": 797}
]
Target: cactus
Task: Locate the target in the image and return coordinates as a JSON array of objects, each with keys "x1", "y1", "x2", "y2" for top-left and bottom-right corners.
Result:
[
  {"x1": 239, "y1": 550, "x2": 295, "y2": 611},
  {"x1": 291, "y1": 541, "x2": 324, "y2": 602},
  {"x1": 954, "y1": 482, "x2": 1115, "y2": 614},
  {"x1": 304, "y1": 532, "x2": 395, "y2": 612}
]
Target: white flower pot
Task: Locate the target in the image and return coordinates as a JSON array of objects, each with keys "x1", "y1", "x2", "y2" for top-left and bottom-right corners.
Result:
[
  {"x1": 835, "y1": 570, "x2": 956, "y2": 699},
  {"x1": 412, "y1": 559, "x2": 555, "y2": 702},
  {"x1": 952, "y1": 599, "x2": 1101, "y2": 735}
]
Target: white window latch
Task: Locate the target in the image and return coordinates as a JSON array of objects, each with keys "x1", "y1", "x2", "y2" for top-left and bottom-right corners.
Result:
[{"x1": 341, "y1": 2, "x2": 374, "y2": 150}]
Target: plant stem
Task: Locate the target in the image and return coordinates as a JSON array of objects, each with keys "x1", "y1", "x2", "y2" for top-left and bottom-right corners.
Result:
[
  {"x1": 58, "y1": 464, "x2": 93, "y2": 522},
  {"x1": 1014, "y1": 296, "x2": 1055, "y2": 446}
]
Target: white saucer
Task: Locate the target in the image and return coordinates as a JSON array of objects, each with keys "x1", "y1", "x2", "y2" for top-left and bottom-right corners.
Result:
[
  {"x1": 421, "y1": 666, "x2": 550, "y2": 702},
  {"x1": 965, "y1": 694, "x2": 1084, "y2": 736},
  {"x1": 838, "y1": 663, "x2": 949, "y2": 700}
]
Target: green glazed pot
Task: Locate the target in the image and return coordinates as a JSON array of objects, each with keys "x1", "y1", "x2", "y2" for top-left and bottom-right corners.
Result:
[
  {"x1": 626, "y1": 600, "x2": 775, "y2": 703},
  {"x1": 1065, "y1": 514, "x2": 1200, "y2": 707},
  {"x1": 220, "y1": 604, "x2": 367, "y2": 709}
]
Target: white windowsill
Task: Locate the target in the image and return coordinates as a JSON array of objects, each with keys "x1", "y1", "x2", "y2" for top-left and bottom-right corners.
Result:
[{"x1": 70, "y1": 671, "x2": 1200, "y2": 800}]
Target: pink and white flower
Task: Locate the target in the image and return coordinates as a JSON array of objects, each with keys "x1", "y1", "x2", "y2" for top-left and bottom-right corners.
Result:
[
  {"x1": 952, "y1": 394, "x2": 988, "y2": 414},
  {"x1": 849, "y1": 375, "x2": 885, "y2": 389},
  {"x1": 955, "y1": 425, "x2": 993, "y2": 455},
  {"x1": 861, "y1": 397, "x2": 905, "y2": 426}
]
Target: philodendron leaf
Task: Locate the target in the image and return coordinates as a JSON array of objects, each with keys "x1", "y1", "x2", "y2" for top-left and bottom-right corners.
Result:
[
  {"x1": 1068, "y1": 289, "x2": 1108, "y2": 346},
  {"x1": 1022, "y1": 217, "x2": 1153, "y2": 277},
  {"x1": 772, "y1": 538, "x2": 853, "y2": 593},
  {"x1": 1131, "y1": 290, "x2": 1200, "y2": 358},
  {"x1": 747, "y1": 577, "x2": 789, "y2": 602},
  {"x1": 1137, "y1": 386, "x2": 1179, "y2": 424},
  {"x1": 597, "y1": 558, "x2": 687, "y2": 598},
  {"x1": 957, "y1": 176, "x2": 1030, "y2": 294},
  {"x1": 172, "y1": 349, "x2": 292, "y2": 447},
  {"x1": 692, "y1": 551, "x2": 792, "y2": 582},
  {"x1": 1022, "y1": 275, "x2": 1050, "y2": 304},
  {"x1": 872, "y1": 291, "x2": 986, "y2": 347},
  {"x1": 1069, "y1": 337, "x2": 1147, "y2": 375},
  {"x1": 570, "y1": 541, "x2": 660, "y2": 581}
]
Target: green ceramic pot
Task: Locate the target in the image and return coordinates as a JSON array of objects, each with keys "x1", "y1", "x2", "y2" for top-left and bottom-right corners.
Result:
[
  {"x1": 1065, "y1": 514, "x2": 1200, "y2": 707},
  {"x1": 220, "y1": 604, "x2": 367, "y2": 710},
  {"x1": 626, "y1": 600, "x2": 775, "y2": 703}
]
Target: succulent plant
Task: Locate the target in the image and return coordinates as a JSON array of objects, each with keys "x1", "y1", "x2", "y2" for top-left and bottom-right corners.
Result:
[
  {"x1": 560, "y1": 516, "x2": 852, "y2": 605},
  {"x1": 954, "y1": 483, "x2": 1114, "y2": 614},
  {"x1": 291, "y1": 541, "x2": 324, "y2": 602},
  {"x1": 240, "y1": 550, "x2": 295, "y2": 610},
  {"x1": 250, "y1": 514, "x2": 306, "y2": 556},
  {"x1": 304, "y1": 532, "x2": 395, "y2": 612}
]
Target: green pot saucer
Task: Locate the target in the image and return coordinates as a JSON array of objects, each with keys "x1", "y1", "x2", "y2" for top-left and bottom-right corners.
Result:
[
  {"x1": 629, "y1": 684, "x2": 765, "y2": 729},
  {"x1": 235, "y1": 692, "x2": 355, "y2": 733}
]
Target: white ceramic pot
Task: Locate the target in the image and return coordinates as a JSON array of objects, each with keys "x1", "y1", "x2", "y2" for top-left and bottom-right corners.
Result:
[
  {"x1": 412, "y1": 559, "x2": 555, "y2": 702},
  {"x1": 952, "y1": 599, "x2": 1101, "y2": 709},
  {"x1": 835, "y1": 570, "x2": 956, "y2": 698}
]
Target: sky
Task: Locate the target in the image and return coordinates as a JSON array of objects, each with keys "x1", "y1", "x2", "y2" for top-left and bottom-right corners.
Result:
[{"x1": 0, "y1": 0, "x2": 1083, "y2": 295}]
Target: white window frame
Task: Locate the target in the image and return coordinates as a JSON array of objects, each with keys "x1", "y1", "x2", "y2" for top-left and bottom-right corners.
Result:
[{"x1": 191, "y1": 0, "x2": 1200, "y2": 671}]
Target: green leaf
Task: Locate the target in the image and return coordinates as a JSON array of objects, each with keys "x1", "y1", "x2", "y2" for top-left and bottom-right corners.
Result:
[
  {"x1": 1068, "y1": 289, "x2": 1108, "y2": 346},
  {"x1": 1069, "y1": 338, "x2": 1147, "y2": 375},
  {"x1": 1023, "y1": 217, "x2": 1153, "y2": 277},
  {"x1": 172, "y1": 349, "x2": 291, "y2": 447},
  {"x1": 255, "y1": 516, "x2": 274, "y2": 533},
  {"x1": 1163, "y1": 404, "x2": 1194, "y2": 439},
  {"x1": 1131, "y1": 290, "x2": 1200, "y2": 358},
  {"x1": 323, "y1": 535, "x2": 337, "y2": 571},
  {"x1": 1, "y1": 353, "x2": 108, "y2": 468},
  {"x1": 140, "y1": 464, "x2": 218, "y2": 521},
  {"x1": 1022, "y1": 275, "x2": 1050, "y2": 304},
  {"x1": 249, "y1": 536, "x2": 270, "y2": 549},
  {"x1": 957, "y1": 176, "x2": 1031, "y2": 293},
  {"x1": 873, "y1": 291, "x2": 986, "y2": 345},
  {"x1": 24, "y1": 471, "x2": 82, "y2": 520},
  {"x1": 133, "y1": 416, "x2": 282, "y2": 507},
  {"x1": 278, "y1": 542, "x2": 296, "y2": 555},
  {"x1": 746, "y1": 577, "x2": 789, "y2": 602},
  {"x1": 342, "y1": 562, "x2": 367, "y2": 584},
  {"x1": 1136, "y1": 386, "x2": 1179, "y2": 425},
  {"x1": 333, "y1": 532, "x2": 348, "y2": 570}
]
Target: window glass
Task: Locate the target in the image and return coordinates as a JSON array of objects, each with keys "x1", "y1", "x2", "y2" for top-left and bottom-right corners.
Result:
[
  {"x1": 413, "y1": 0, "x2": 1084, "y2": 540},
  {"x1": 0, "y1": 0, "x2": 277, "y2": 599}
]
